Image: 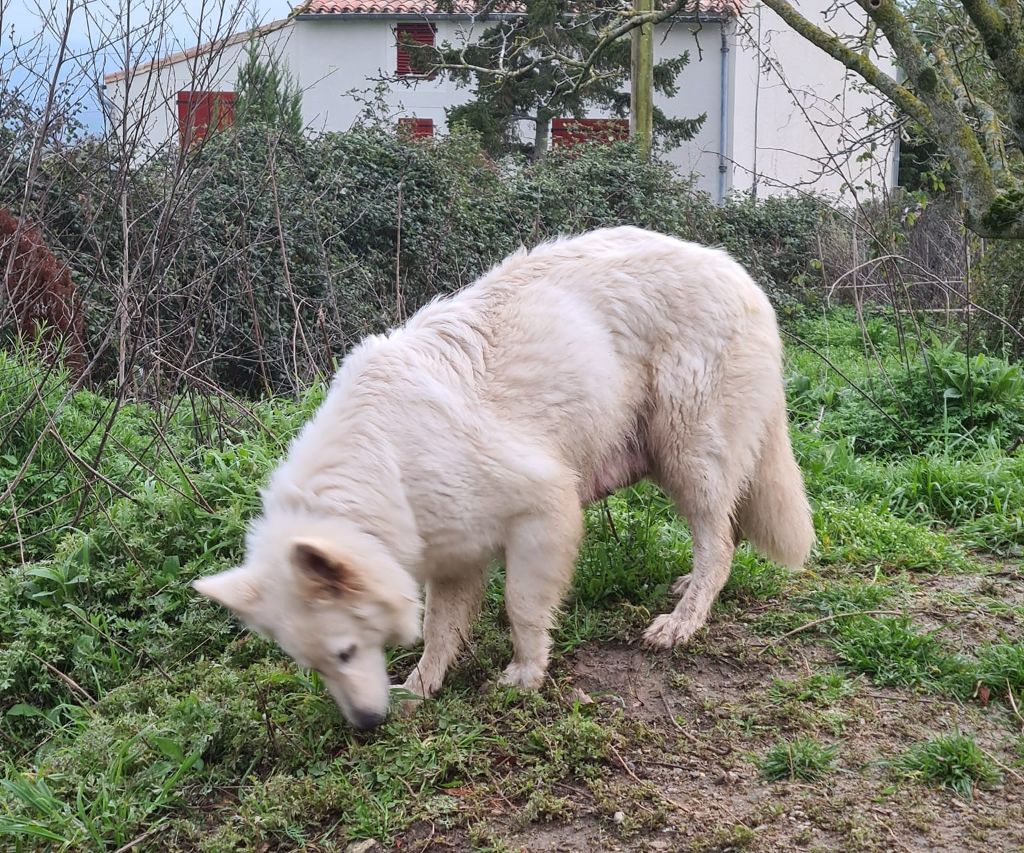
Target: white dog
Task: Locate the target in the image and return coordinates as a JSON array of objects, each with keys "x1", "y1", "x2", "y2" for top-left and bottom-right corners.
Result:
[{"x1": 194, "y1": 226, "x2": 813, "y2": 729}]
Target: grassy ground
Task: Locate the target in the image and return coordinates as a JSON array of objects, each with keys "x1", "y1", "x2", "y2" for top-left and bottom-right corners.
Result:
[{"x1": 1, "y1": 310, "x2": 1023, "y2": 851}]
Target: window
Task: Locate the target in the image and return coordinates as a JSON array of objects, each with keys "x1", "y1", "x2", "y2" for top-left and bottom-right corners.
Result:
[
  {"x1": 551, "y1": 118, "x2": 629, "y2": 147},
  {"x1": 398, "y1": 117, "x2": 434, "y2": 139},
  {"x1": 395, "y1": 23, "x2": 436, "y2": 76},
  {"x1": 177, "y1": 91, "x2": 235, "y2": 146}
]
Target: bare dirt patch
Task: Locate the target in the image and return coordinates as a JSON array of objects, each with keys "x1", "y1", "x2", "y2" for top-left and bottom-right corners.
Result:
[{"x1": 397, "y1": 596, "x2": 1024, "y2": 852}]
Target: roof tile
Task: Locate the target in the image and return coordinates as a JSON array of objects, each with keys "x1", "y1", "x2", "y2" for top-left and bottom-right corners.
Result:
[{"x1": 300, "y1": 1, "x2": 739, "y2": 16}]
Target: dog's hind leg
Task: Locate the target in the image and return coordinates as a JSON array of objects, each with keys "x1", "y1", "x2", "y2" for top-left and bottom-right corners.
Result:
[
  {"x1": 669, "y1": 519, "x2": 741, "y2": 596},
  {"x1": 400, "y1": 566, "x2": 488, "y2": 704},
  {"x1": 500, "y1": 479, "x2": 583, "y2": 689},
  {"x1": 642, "y1": 396, "x2": 756, "y2": 649},
  {"x1": 643, "y1": 509, "x2": 735, "y2": 648}
]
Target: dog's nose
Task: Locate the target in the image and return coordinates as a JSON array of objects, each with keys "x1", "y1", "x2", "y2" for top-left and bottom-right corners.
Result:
[{"x1": 350, "y1": 708, "x2": 387, "y2": 730}]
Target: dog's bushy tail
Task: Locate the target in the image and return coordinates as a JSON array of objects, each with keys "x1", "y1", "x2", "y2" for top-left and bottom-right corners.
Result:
[{"x1": 735, "y1": 405, "x2": 814, "y2": 569}]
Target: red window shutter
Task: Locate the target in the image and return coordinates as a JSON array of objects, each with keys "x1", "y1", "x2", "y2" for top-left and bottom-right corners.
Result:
[
  {"x1": 552, "y1": 118, "x2": 629, "y2": 147},
  {"x1": 177, "y1": 92, "x2": 202, "y2": 146},
  {"x1": 177, "y1": 91, "x2": 235, "y2": 147},
  {"x1": 209, "y1": 92, "x2": 235, "y2": 132},
  {"x1": 398, "y1": 117, "x2": 434, "y2": 139},
  {"x1": 551, "y1": 118, "x2": 570, "y2": 146},
  {"x1": 396, "y1": 23, "x2": 436, "y2": 76}
]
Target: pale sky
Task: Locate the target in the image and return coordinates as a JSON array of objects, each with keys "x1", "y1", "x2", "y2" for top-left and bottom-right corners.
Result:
[{"x1": 2, "y1": 0, "x2": 285, "y2": 130}]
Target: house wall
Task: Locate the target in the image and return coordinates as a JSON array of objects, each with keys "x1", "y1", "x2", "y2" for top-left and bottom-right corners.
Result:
[
  {"x1": 729, "y1": 0, "x2": 898, "y2": 200},
  {"x1": 103, "y1": 9, "x2": 896, "y2": 200},
  {"x1": 650, "y1": 19, "x2": 728, "y2": 198},
  {"x1": 102, "y1": 28, "x2": 284, "y2": 149},
  {"x1": 103, "y1": 16, "x2": 729, "y2": 196},
  {"x1": 284, "y1": 16, "x2": 729, "y2": 198},
  {"x1": 101, "y1": 19, "x2": 483, "y2": 154},
  {"x1": 286, "y1": 18, "x2": 474, "y2": 133}
]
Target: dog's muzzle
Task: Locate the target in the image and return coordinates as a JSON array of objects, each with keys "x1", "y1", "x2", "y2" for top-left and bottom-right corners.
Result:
[{"x1": 349, "y1": 708, "x2": 387, "y2": 730}]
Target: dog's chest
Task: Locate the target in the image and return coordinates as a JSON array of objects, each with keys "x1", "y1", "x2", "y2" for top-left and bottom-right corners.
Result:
[{"x1": 417, "y1": 516, "x2": 505, "y2": 579}]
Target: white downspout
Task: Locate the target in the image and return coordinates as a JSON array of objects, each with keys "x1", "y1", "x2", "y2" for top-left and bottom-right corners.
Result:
[{"x1": 718, "y1": 22, "x2": 730, "y2": 203}]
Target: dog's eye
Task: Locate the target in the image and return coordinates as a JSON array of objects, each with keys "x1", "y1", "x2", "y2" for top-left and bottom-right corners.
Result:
[{"x1": 337, "y1": 645, "x2": 357, "y2": 664}]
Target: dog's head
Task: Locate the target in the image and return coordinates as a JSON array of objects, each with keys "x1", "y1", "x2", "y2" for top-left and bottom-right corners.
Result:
[{"x1": 193, "y1": 514, "x2": 420, "y2": 730}]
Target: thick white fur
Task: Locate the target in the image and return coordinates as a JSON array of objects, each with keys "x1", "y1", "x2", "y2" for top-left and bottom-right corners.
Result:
[{"x1": 194, "y1": 226, "x2": 813, "y2": 725}]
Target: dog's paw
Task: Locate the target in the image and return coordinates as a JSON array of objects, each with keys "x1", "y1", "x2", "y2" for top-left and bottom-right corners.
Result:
[
  {"x1": 643, "y1": 614, "x2": 700, "y2": 649},
  {"x1": 395, "y1": 696, "x2": 425, "y2": 717},
  {"x1": 499, "y1": 660, "x2": 546, "y2": 690},
  {"x1": 670, "y1": 574, "x2": 691, "y2": 596},
  {"x1": 393, "y1": 672, "x2": 437, "y2": 716}
]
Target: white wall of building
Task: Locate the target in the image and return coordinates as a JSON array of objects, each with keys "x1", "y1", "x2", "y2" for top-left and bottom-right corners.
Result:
[
  {"x1": 286, "y1": 17, "x2": 474, "y2": 133},
  {"x1": 102, "y1": 27, "x2": 282, "y2": 149},
  {"x1": 103, "y1": 9, "x2": 896, "y2": 201},
  {"x1": 651, "y1": 20, "x2": 728, "y2": 198},
  {"x1": 729, "y1": 0, "x2": 897, "y2": 200}
]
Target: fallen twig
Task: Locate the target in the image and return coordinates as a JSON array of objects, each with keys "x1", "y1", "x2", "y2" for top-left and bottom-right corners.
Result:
[
  {"x1": 982, "y1": 745, "x2": 1024, "y2": 787},
  {"x1": 609, "y1": 742, "x2": 644, "y2": 786},
  {"x1": 608, "y1": 743, "x2": 658, "y2": 815},
  {"x1": 113, "y1": 822, "x2": 167, "y2": 853},
  {"x1": 1006, "y1": 680, "x2": 1024, "y2": 733},
  {"x1": 28, "y1": 652, "x2": 95, "y2": 704},
  {"x1": 659, "y1": 689, "x2": 697, "y2": 742},
  {"x1": 756, "y1": 610, "x2": 905, "y2": 655}
]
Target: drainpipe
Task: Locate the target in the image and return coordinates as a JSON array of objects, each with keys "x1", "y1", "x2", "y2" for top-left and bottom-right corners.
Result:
[{"x1": 718, "y1": 23, "x2": 730, "y2": 203}]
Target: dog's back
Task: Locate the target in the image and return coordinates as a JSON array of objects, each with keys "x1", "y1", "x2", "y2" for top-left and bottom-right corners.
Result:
[{"x1": 273, "y1": 226, "x2": 810, "y2": 574}]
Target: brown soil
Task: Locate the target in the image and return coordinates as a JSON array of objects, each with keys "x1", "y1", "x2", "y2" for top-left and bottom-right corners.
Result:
[{"x1": 390, "y1": 589, "x2": 1024, "y2": 853}]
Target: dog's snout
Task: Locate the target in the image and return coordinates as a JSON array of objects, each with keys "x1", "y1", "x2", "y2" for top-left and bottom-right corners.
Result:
[{"x1": 349, "y1": 708, "x2": 387, "y2": 730}]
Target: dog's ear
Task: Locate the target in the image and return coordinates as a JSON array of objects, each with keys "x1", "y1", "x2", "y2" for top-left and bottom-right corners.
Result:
[
  {"x1": 193, "y1": 565, "x2": 264, "y2": 615},
  {"x1": 291, "y1": 538, "x2": 362, "y2": 600}
]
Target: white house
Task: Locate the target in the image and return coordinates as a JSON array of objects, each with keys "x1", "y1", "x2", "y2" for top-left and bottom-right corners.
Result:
[{"x1": 102, "y1": 0, "x2": 897, "y2": 200}]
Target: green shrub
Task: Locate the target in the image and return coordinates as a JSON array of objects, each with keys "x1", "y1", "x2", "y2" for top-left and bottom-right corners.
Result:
[
  {"x1": 5, "y1": 129, "x2": 828, "y2": 394},
  {"x1": 789, "y1": 337, "x2": 1024, "y2": 455},
  {"x1": 0, "y1": 380, "x2": 319, "y2": 715},
  {"x1": 715, "y1": 194, "x2": 825, "y2": 308}
]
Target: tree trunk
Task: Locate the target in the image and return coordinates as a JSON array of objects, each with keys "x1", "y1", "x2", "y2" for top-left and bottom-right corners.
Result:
[
  {"x1": 532, "y1": 112, "x2": 551, "y2": 161},
  {"x1": 630, "y1": 0, "x2": 654, "y2": 160}
]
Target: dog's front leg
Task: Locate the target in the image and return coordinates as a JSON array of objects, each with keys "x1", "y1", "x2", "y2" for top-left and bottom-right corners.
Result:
[
  {"x1": 500, "y1": 486, "x2": 582, "y2": 690},
  {"x1": 399, "y1": 569, "x2": 487, "y2": 710}
]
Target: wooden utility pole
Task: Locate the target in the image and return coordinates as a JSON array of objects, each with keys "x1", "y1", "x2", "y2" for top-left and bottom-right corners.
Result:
[{"x1": 630, "y1": 0, "x2": 654, "y2": 160}]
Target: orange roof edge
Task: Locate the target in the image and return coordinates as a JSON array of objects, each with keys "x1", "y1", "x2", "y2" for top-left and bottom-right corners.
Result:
[{"x1": 301, "y1": 1, "x2": 740, "y2": 15}]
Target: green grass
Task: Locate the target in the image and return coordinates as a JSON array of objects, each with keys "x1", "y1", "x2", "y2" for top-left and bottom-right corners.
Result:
[
  {"x1": 794, "y1": 577, "x2": 899, "y2": 616},
  {"x1": 574, "y1": 485, "x2": 688, "y2": 609},
  {"x1": 974, "y1": 642, "x2": 1024, "y2": 698},
  {"x1": 766, "y1": 671, "x2": 854, "y2": 707},
  {"x1": 812, "y1": 499, "x2": 972, "y2": 573},
  {"x1": 891, "y1": 734, "x2": 1001, "y2": 800},
  {"x1": 2, "y1": 310, "x2": 1024, "y2": 847},
  {"x1": 756, "y1": 737, "x2": 838, "y2": 782},
  {"x1": 833, "y1": 616, "x2": 971, "y2": 693}
]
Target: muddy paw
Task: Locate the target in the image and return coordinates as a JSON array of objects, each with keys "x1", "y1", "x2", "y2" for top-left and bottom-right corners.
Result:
[{"x1": 642, "y1": 613, "x2": 701, "y2": 649}]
